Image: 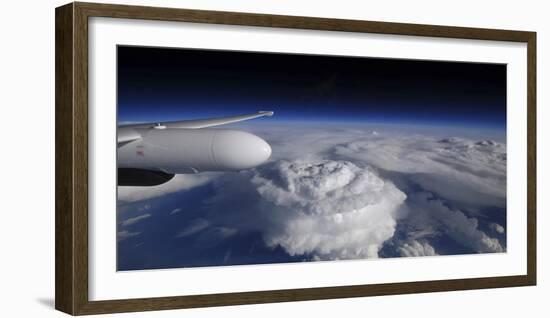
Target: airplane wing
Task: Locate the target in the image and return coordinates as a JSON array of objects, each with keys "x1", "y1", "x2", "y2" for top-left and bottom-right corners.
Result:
[
  {"x1": 120, "y1": 111, "x2": 274, "y2": 130},
  {"x1": 117, "y1": 111, "x2": 274, "y2": 145}
]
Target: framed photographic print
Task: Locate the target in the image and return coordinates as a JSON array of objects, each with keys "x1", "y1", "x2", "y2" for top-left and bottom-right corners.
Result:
[{"x1": 55, "y1": 2, "x2": 537, "y2": 315}]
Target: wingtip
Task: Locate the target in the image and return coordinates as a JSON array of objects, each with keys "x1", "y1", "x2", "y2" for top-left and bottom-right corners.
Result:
[{"x1": 259, "y1": 111, "x2": 274, "y2": 117}]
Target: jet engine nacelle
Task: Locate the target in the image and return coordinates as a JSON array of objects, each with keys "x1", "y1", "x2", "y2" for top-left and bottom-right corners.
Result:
[{"x1": 118, "y1": 128, "x2": 272, "y2": 174}]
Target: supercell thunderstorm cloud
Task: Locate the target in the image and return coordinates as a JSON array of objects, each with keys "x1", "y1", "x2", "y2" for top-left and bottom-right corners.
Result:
[
  {"x1": 116, "y1": 46, "x2": 506, "y2": 270},
  {"x1": 252, "y1": 160, "x2": 406, "y2": 260}
]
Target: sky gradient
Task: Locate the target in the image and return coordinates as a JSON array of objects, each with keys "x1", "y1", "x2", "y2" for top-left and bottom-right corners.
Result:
[{"x1": 117, "y1": 46, "x2": 507, "y2": 128}]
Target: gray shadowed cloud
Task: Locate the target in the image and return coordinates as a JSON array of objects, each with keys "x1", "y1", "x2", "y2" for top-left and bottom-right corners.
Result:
[{"x1": 405, "y1": 192, "x2": 503, "y2": 253}]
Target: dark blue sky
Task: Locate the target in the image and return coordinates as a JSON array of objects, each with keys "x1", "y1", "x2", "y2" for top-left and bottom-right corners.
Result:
[{"x1": 117, "y1": 46, "x2": 506, "y2": 127}]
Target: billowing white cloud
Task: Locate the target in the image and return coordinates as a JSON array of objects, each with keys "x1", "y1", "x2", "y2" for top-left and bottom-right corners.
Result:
[
  {"x1": 251, "y1": 160, "x2": 407, "y2": 260},
  {"x1": 398, "y1": 240, "x2": 438, "y2": 257},
  {"x1": 121, "y1": 213, "x2": 151, "y2": 226}
]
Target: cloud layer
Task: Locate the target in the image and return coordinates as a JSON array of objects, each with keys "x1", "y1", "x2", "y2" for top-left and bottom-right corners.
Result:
[
  {"x1": 334, "y1": 135, "x2": 506, "y2": 208},
  {"x1": 117, "y1": 125, "x2": 507, "y2": 267}
]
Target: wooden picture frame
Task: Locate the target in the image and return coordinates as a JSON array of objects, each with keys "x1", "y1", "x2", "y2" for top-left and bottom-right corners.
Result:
[{"x1": 55, "y1": 2, "x2": 536, "y2": 315}]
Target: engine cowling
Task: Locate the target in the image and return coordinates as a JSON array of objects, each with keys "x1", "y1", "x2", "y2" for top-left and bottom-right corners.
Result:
[{"x1": 117, "y1": 129, "x2": 272, "y2": 175}]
